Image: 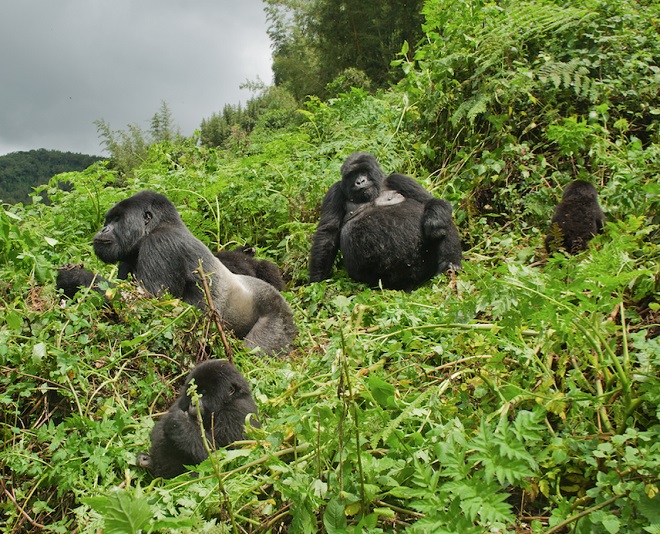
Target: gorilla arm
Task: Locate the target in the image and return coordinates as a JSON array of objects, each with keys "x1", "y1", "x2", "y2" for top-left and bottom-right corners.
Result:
[
  {"x1": 162, "y1": 408, "x2": 209, "y2": 465},
  {"x1": 309, "y1": 182, "x2": 346, "y2": 282},
  {"x1": 385, "y1": 173, "x2": 450, "y2": 240},
  {"x1": 138, "y1": 406, "x2": 209, "y2": 478},
  {"x1": 55, "y1": 265, "x2": 113, "y2": 301}
]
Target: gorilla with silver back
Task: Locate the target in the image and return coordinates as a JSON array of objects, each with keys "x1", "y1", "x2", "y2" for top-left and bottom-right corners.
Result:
[{"x1": 59, "y1": 190, "x2": 296, "y2": 356}]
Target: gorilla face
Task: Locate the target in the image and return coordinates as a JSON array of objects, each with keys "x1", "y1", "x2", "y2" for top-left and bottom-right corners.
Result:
[
  {"x1": 340, "y1": 152, "x2": 385, "y2": 203},
  {"x1": 93, "y1": 191, "x2": 180, "y2": 264},
  {"x1": 93, "y1": 207, "x2": 145, "y2": 264}
]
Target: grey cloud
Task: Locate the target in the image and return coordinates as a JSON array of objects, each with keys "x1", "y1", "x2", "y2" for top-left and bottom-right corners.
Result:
[{"x1": 0, "y1": 0, "x2": 273, "y2": 156}]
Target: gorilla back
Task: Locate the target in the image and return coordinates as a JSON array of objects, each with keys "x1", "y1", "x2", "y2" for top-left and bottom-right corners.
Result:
[
  {"x1": 545, "y1": 180, "x2": 606, "y2": 254},
  {"x1": 93, "y1": 190, "x2": 296, "y2": 356}
]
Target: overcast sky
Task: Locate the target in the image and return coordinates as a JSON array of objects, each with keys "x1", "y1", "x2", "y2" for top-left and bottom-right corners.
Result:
[{"x1": 0, "y1": 1, "x2": 273, "y2": 157}]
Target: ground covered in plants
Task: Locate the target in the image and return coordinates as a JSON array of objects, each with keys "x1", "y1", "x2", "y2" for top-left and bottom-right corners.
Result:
[{"x1": 1, "y1": 0, "x2": 659, "y2": 532}]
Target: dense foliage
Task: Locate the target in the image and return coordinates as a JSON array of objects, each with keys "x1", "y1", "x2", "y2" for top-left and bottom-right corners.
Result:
[
  {"x1": 264, "y1": 0, "x2": 424, "y2": 100},
  {"x1": 1, "y1": 0, "x2": 659, "y2": 532},
  {"x1": 0, "y1": 149, "x2": 101, "y2": 204},
  {"x1": 200, "y1": 85, "x2": 300, "y2": 149}
]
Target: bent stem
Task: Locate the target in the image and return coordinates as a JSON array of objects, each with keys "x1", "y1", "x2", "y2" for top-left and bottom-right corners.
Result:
[
  {"x1": 189, "y1": 382, "x2": 238, "y2": 534},
  {"x1": 197, "y1": 261, "x2": 234, "y2": 365}
]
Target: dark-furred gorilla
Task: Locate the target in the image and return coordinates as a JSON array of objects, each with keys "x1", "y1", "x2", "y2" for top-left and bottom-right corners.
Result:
[
  {"x1": 310, "y1": 152, "x2": 462, "y2": 291},
  {"x1": 56, "y1": 264, "x2": 109, "y2": 299},
  {"x1": 59, "y1": 191, "x2": 296, "y2": 356},
  {"x1": 215, "y1": 245, "x2": 286, "y2": 291},
  {"x1": 137, "y1": 359, "x2": 258, "y2": 479},
  {"x1": 545, "y1": 180, "x2": 606, "y2": 254}
]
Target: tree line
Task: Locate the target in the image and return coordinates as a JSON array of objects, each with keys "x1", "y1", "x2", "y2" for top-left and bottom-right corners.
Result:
[{"x1": 0, "y1": 149, "x2": 102, "y2": 204}]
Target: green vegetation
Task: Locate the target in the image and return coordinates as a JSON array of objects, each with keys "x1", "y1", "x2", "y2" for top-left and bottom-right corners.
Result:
[
  {"x1": 1, "y1": 0, "x2": 659, "y2": 532},
  {"x1": 264, "y1": 0, "x2": 424, "y2": 99},
  {"x1": 95, "y1": 101, "x2": 182, "y2": 178},
  {"x1": 0, "y1": 149, "x2": 102, "y2": 204}
]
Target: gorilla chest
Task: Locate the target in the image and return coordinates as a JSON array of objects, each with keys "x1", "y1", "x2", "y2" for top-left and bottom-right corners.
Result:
[{"x1": 339, "y1": 196, "x2": 426, "y2": 265}]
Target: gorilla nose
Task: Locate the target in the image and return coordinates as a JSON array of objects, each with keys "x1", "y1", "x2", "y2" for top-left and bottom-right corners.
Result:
[{"x1": 355, "y1": 175, "x2": 368, "y2": 188}]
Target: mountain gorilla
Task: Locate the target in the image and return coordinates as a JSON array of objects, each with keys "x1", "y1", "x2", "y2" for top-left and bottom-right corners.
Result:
[
  {"x1": 545, "y1": 180, "x2": 606, "y2": 255},
  {"x1": 215, "y1": 245, "x2": 286, "y2": 291},
  {"x1": 58, "y1": 246, "x2": 286, "y2": 297},
  {"x1": 137, "y1": 359, "x2": 259, "y2": 479},
  {"x1": 56, "y1": 263, "x2": 110, "y2": 299},
  {"x1": 310, "y1": 152, "x2": 462, "y2": 291},
  {"x1": 58, "y1": 190, "x2": 296, "y2": 356}
]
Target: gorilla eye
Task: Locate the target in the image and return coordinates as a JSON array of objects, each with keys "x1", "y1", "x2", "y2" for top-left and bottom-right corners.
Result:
[{"x1": 144, "y1": 211, "x2": 153, "y2": 224}]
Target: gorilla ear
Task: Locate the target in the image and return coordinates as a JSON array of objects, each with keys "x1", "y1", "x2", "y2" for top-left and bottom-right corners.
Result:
[
  {"x1": 228, "y1": 384, "x2": 236, "y2": 396},
  {"x1": 144, "y1": 211, "x2": 153, "y2": 225}
]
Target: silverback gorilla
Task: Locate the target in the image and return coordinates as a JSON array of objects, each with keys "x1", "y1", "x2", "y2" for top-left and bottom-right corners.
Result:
[
  {"x1": 545, "y1": 180, "x2": 606, "y2": 255},
  {"x1": 137, "y1": 359, "x2": 258, "y2": 479},
  {"x1": 60, "y1": 191, "x2": 296, "y2": 356},
  {"x1": 309, "y1": 152, "x2": 462, "y2": 291}
]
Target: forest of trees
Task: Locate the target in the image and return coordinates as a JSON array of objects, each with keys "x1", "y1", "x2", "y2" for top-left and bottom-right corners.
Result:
[
  {"x1": 199, "y1": 0, "x2": 425, "y2": 149},
  {"x1": 0, "y1": 149, "x2": 102, "y2": 204}
]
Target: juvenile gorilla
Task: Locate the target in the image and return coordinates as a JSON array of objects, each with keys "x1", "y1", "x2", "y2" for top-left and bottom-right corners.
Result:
[
  {"x1": 59, "y1": 190, "x2": 296, "y2": 356},
  {"x1": 215, "y1": 245, "x2": 286, "y2": 291},
  {"x1": 545, "y1": 180, "x2": 606, "y2": 254},
  {"x1": 138, "y1": 359, "x2": 258, "y2": 479},
  {"x1": 56, "y1": 263, "x2": 110, "y2": 299},
  {"x1": 310, "y1": 152, "x2": 462, "y2": 291}
]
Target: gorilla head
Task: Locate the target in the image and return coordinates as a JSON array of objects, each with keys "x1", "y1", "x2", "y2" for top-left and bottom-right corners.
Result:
[
  {"x1": 545, "y1": 180, "x2": 606, "y2": 254},
  {"x1": 310, "y1": 152, "x2": 462, "y2": 291},
  {"x1": 93, "y1": 191, "x2": 180, "y2": 265},
  {"x1": 76, "y1": 190, "x2": 296, "y2": 356},
  {"x1": 340, "y1": 152, "x2": 385, "y2": 203},
  {"x1": 138, "y1": 359, "x2": 259, "y2": 479}
]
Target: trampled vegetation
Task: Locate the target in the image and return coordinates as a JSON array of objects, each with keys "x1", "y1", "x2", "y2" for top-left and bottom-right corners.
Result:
[{"x1": 1, "y1": 0, "x2": 659, "y2": 532}]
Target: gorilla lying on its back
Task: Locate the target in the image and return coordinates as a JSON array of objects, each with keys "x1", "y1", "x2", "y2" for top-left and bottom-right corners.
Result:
[
  {"x1": 310, "y1": 152, "x2": 462, "y2": 291},
  {"x1": 57, "y1": 191, "x2": 296, "y2": 357},
  {"x1": 137, "y1": 359, "x2": 259, "y2": 479}
]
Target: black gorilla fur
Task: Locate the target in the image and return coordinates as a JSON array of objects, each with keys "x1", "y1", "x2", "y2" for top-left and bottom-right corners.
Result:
[
  {"x1": 137, "y1": 359, "x2": 259, "y2": 479},
  {"x1": 215, "y1": 245, "x2": 286, "y2": 291},
  {"x1": 545, "y1": 180, "x2": 606, "y2": 254},
  {"x1": 56, "y1": 264, "x2": 110, "y2": 299},
  {"x1": 57, "y1": 246, "x2": 286, "y2": 296},
  {"x1": 310, "y1": 152, "x2": 462, "y2": 291},
  {"x1": 57, "y1": 190, "x2": 296, "y2": 356}
]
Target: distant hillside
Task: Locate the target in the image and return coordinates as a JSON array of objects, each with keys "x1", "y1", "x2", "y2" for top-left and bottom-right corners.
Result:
[{"x1": 0, "y1": 149, "x2": 103, "y2": 204}]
